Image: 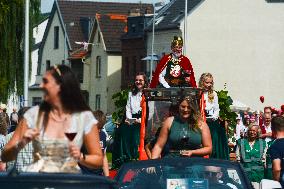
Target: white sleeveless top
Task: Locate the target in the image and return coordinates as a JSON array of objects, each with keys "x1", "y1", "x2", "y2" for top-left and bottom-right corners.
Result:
[{"x1": 23, "y1": 106, "x2": 98, "y2": 173}]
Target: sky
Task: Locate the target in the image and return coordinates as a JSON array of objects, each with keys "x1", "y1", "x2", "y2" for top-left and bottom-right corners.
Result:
[{"x1": 41, "y1": 0, "x2": 166, "y2": 13}]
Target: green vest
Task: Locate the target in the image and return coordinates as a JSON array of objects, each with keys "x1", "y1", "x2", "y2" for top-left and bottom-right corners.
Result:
[{"x1": 239, "y1": 139, "x2": 266, "y2": 182}]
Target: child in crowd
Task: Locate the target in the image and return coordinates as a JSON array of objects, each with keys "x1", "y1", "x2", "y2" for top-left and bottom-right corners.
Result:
[{"x1": 79, "y1": 110, "x2": 109, "y2": 176}]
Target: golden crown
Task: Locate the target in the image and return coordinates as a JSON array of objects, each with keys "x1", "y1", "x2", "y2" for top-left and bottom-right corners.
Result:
[{"x1": 171, "y1": 36, "x2": 183, "y2": 47}]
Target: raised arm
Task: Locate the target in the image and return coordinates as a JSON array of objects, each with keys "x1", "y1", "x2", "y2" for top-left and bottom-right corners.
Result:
[{"x1": 1, "y1": 119, "x2": 39, "y2": 162}]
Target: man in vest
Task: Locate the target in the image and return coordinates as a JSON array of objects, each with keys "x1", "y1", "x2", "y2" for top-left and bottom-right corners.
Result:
[
  {"x1": 236, "y1": 124, "x2": 267, "y2": 183},
  {"x1": 150, "y1": 36, "x2": 197, "y2": 88}
]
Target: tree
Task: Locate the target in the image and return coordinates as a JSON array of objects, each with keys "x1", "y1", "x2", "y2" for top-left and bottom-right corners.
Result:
[{"x1": 0, "y1": 0, "x2": 40, "y2": 103}]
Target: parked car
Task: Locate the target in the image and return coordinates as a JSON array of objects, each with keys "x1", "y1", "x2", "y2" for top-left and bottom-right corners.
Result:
[
  {"x1": 104, "y1": 116, "x2": 116, "y2": 138},
  {"x1": 104, "y1": 116, "x2": 117, "y2": 152},
  {"x1": 0, "y1": 171, "x2": 118, "y2": 189},
  {"x1": 115, "y1": 157, "x2": 281, "y2": 189}
]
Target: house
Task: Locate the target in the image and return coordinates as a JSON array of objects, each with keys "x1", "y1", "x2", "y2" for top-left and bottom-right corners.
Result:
[
  {"x1": 121, "y1": 12, "x2": 153, "y2": 89},
  {"x1": 146, "y1": 0, "x2": 284, "y2": 111},
  {"x1": 28, "y1": 14, "x2": 49, "y2": 106},
  {"x1": 30, "y1": 0, "x2": 152, "y2": 114}
]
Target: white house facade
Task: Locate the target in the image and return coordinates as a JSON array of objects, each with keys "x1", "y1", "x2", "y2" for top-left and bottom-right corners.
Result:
[{"x1": 147, "y1": 0, "x2": 284, "y2": 111}]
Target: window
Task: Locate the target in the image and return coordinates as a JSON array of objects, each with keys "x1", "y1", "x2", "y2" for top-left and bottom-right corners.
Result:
[
  {"x1": 32, "y1": 97, "x2": 42, "y2": 106},
  {"x1": 97, "y1": 32, "x2": 101, "y2": 43},
  {"x1": 131, "y1": 24, "x2": 136, "y2": 33},
  {"x1": 54, "y1": 26, "x2": 59, "y2": 49},
  {"x1": 96, "y1": 56, "x2": 101, "y2": 78},
  {"x1": 71, "y1": 59, "x2": 84, "y2": 83},
  {"x1": 46, "y1": 60, "x2": 50, "y2": 71},
  {"x1": 95, "y1": 94, "x2": 101, "y2": 110}
]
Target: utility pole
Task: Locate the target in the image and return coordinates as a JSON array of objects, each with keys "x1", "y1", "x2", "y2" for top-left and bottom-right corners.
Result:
[
  {"x1": 150, "y1": 1, "x2": 156, "y2": 82},
  {"x1": 24, "y1": 0, "x2": 29, "y2": 107},
  {"x1": 184, "y1": 0, "x2": 188, "y2": 56}
]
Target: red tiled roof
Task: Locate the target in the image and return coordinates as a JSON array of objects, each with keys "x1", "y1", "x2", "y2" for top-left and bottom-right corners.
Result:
[
  {"x1": 96, "y1": 13, "x2": 128, "y2": 52},
  {"x1": 57, "y1": 0, "x2": 153, "y2": 52},
  {"x1": 69, "y1": 48, "x2": 88, "y2": 59}
]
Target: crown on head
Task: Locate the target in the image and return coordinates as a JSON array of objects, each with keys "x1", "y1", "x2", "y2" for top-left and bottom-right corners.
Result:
[{"x1": 171, "y1": 36, "x2": 183, "y2": 47}]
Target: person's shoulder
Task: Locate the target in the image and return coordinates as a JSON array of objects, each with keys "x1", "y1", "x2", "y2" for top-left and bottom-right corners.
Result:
[
  {"x1": 271, "y1": 138, "x2": 284, "y2": 148},
  {"x1": 24, "y1": 106, "x2": 39, "y2": 116},
  {"x1": 77, "y1": 110, "x2": 94, "y2": 118},
  {"x1": 164, "y1": 116, "x2": 174, "y2": 126},
  {"x1": 180, "y1": 55, "x2": 189, "y2": 60}
]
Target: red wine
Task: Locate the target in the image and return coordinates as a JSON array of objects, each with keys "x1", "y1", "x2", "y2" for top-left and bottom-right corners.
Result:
[{"x1": 65, "y1": 132, "x2": 77, "y2": 141}]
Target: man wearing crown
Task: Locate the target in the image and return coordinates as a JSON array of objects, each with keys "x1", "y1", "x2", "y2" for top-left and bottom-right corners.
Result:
[{"x1": 150, "y1": 36, "x2": 197, "y2": 88}]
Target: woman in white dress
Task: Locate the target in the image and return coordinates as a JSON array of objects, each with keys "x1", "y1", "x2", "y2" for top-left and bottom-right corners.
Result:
[
  {"x1": 199, "y1": 73, "x2": 229, "y2": 160},
  {"x1": 1, "y1": 65, "x2": 103, "y2": 172}
]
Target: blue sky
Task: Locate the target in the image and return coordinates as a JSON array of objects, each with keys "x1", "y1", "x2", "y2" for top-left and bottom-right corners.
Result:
[{"x1": 41, "y1": 0, "x2": 166, "y2": 13}]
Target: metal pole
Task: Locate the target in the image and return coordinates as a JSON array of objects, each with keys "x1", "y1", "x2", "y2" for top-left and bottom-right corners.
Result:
[
  {"x1": 24, "y1": 0, "x2": 29, "y2": 107},
  {"x1": 64, "y1": 24, "x2": 66, "y2": 64},
  {"x1": 150, "y1": 2, "x2": 155, "y2": 81},
  {"x1": 184, "y1": 0, "x2": 188, "y2": 56}
]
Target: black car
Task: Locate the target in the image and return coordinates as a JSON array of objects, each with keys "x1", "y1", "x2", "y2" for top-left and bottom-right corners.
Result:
[
  {"x1": 0, "y1": 172, "x2": 118, "y2": 189},
  {"x1": 115, "y1": 157, "x2": 254, "y2": 189}
]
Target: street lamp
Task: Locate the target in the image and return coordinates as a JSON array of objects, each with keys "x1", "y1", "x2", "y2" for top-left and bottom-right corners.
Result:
[{"x1": 64, "y1": 22, "x2": 74, "y2": 65}]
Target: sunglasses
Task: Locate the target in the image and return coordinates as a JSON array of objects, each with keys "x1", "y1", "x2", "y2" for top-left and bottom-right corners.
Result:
[{"x1": 203, "y1": 171, "x2": 219, "y2": 177}]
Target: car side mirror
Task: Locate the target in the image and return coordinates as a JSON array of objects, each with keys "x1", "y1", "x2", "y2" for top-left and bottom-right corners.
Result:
[{"x1": 259, "y1": 179, "x2": 282, "y2": 189}]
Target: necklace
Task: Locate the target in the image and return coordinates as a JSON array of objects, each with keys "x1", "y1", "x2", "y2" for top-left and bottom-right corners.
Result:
[{"x1": 50, "y1": 111, "x2": 68, "y2": 123}]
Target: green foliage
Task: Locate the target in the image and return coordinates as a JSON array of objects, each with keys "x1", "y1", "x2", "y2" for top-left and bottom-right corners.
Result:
[
  {"x1": 111, "y1": 89, "x2": 130, "y2": 123},
  {"x1": 0, "y1": 0, "x2": 40, "y2": 102},
  {"x1": 216, "y1": 89, "x2": 237, "y2": 139}
]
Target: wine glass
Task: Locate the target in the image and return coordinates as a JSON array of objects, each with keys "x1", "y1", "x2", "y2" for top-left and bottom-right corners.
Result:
[
  {"x1": 64, "y1": 125, "x2": 77, "y2": 142},
  {"x1": 180, "y1": 127, "x2": 190, "y2": 147},
  {"x1": 64, "y1": 125, "x2": 78, "y2": 161}
]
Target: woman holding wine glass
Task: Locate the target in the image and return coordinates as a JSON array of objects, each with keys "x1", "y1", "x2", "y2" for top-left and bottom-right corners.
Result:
[
  {"x1": 151, "y1": 96, "x2": 212, "y2": 159},
  {"x1": 1, "y1": 65, "x2": 103, "y2": 173}
]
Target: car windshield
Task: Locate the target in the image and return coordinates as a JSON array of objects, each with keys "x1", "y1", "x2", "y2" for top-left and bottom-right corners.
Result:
[{"x1": 116, "y1": 158, "x2": 249, "y2": 189}]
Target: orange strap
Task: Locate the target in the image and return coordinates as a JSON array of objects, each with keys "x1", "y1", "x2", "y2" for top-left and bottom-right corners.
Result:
[
  {"x1": 200, "y1": 93, "x2": 206, "y2": 122},
  {"x1": 139, "y1": 95, "x2": 148, "y2": 160},
  {"x1": 200, "y1": 93, "x2": 209, "y2": 158}
]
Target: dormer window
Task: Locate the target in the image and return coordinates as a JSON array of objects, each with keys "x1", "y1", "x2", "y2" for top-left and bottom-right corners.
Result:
[
  {"x1": 97, "y1": 32, "x2": 101, "y2": 43},
  {"x1": 54, "y1": 26, "x2": 59, "y2": 49}
]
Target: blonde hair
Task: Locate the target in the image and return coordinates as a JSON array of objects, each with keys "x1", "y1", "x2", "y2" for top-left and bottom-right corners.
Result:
[
  {"x1": 198, "y1": 73, "x2": 214, "y2": 103},
  {"x1": 247, "y1": 123, "x2": 261, "y2": 138}
]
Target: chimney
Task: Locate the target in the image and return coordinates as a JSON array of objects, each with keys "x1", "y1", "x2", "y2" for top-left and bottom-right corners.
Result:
[{"x1": 129, "y1": 8, "x2": 141, "y2": 16}]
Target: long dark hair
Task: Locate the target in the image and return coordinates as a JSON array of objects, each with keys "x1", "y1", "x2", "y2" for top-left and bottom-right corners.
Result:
[
  {"x1": 40, "y1": 64, "x2": 90, "y2": 114},
  {"x1": 178, "y1": 96, "x2": 202, "y2": 132},
  {"x1": 131, "y1": 72, "x2": 148, "y2": 95}
]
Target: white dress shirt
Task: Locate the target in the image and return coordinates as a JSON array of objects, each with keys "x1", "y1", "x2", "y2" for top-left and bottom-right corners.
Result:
[
  {"x1": 125, "y1": 91, "x2": 142, "y2": 119},
  {"x1": 204, "y1": 91, "x2": 220, "y2": 120}
]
